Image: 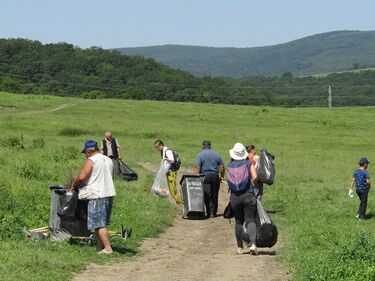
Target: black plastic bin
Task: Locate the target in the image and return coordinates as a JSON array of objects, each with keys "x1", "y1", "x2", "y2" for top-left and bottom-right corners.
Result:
[
  {"x1": 49, "y1": 185, "x2": 91, "y2": 237},
  {"x1": 179, "y1": 174, "x2": 205, "y2": 219}
]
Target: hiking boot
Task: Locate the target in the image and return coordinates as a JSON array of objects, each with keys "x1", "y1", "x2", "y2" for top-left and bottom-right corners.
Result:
[
  {"x1": 249, "y1": 244, "x2": 258, "y2": 255},
  {"x1": 237, "y1": 247, "x2": 244, "y2": 254}
]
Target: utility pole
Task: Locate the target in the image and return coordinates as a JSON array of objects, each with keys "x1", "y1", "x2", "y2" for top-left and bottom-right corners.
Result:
[{"x1": 328, "y1": 85, "x2": 332, "y2": 108}]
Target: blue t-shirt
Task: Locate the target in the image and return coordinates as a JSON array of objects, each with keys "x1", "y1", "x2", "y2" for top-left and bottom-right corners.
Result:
[
  {"x1": 195, "y1": 148, "x2": 224, "y2": 174},
  {"x1": 353, "y1": 169, "x2": 370, "y2": 190}
]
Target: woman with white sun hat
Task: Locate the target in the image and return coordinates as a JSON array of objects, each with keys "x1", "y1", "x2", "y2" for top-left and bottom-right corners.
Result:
[{"x1": 226, "y1": 142, "x2": 258, "y2": 255}]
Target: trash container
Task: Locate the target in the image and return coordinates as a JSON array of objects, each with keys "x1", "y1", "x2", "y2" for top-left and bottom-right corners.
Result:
[
  {"x1": 179, "y1": 174, "x2": 205, "y2": 219},
  {"x1": 49, "y1": 185, "x2": 90, "y2": 237}
]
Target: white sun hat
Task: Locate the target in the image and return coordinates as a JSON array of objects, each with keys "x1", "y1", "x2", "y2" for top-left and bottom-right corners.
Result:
[{"x1": 229, "y1": 143, "x2": 248, "y2": 160}]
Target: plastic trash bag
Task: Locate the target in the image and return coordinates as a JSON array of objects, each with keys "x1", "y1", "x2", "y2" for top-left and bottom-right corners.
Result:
[
  {"x1": 151, "y1": 160, "x2": 170, "y2": 197},
  {"x1": 241, "y1": 199, "x2": 278, "y2": 248},
  {"x1": 57, "y1": 190, "x2": 78, "y2": 220},
  {"x1": 256, "y1": 149, "x2": 275, "y2": 186},
  {"x1": 119, "y1": 160, "x2": 138, "y2": 181},
  {"x1": 223, "y1": 201, "x2": 234, "y2": 219}
]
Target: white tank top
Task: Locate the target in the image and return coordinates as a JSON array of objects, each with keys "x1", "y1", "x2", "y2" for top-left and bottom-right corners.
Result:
[{"x1": 85, "y1": 153, "x2": 116, "y2": 198}]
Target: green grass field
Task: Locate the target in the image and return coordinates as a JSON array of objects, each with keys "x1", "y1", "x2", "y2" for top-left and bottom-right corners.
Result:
[{"x1": 0, "y1": 92, "x2": 374, "y2": 281}]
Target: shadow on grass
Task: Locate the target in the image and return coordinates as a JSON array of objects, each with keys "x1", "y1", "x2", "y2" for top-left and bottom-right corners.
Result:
[
  {"x1": 265, "y1": 208, "x2": 283, "y2": 214},
  {"x1": 69, "y1": 239, "x2": 138, "y2": 256},
  {"x1": 112, "y1": 245, "x2": 138, "y2": 256},
  {"x1": 364, "y1": 213, "x2": 374, "y2": 220}
]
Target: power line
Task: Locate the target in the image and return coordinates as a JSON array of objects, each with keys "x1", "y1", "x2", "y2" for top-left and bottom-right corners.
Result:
[
  {"x1": 3, "y1": 61, "x2": 375, "y2": 90},
  {"x1": 2, "y1": 71, "x2": 375, "y2": 103}
]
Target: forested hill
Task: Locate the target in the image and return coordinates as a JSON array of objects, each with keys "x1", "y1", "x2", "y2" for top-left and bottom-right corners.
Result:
[
  {"x1": 1, "y1": 38, "x2": 375, "y2": 107},
  {"x1": 118, "y1": 30, "x2": 375, "y2": 77},
  {"x1": 0, "y1": 38, "x2": 200, "y2": 99}
]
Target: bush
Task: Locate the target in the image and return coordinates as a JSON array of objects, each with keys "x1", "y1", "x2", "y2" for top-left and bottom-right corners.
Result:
[
  {"x1": 2, "y1": 135, "x2": 25, "y2": 149},
  {"x1": 31, "y1": 137, "x2": 46, "y2": 149},
  {"x1": 80, "y1": 90, "x2": 106, "y2": 99}
]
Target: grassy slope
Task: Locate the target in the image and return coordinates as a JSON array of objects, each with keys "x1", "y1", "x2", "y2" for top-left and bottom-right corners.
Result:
[
  {"x1": 0, "y1": 93, "x2": 175, "y2": 281},
  {"x1": 118, "y1": 30, "x2": 375, "y2": 77},
  {"x1": 0, "y1": 92, "x2": 374, "y2": 280}
]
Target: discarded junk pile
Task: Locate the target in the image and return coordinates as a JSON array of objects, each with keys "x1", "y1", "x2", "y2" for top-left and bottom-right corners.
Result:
[{"x1": 25, "y1": 185, "x2": 131, "y2": 242}]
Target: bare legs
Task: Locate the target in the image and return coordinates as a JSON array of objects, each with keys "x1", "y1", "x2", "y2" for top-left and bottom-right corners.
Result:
[{"x1": 95, "y1": 227, "x2": 113, "y2": 254}]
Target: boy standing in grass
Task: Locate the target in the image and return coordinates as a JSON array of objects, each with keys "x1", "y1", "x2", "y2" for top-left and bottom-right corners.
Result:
[{"x1": 349, "y1": 157, "x2": 371, "y2": 220}]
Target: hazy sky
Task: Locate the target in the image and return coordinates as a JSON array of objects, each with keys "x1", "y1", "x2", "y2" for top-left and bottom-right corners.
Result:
[{"x1": 1, "y1": 0, "x2": 374, "y2": 49}]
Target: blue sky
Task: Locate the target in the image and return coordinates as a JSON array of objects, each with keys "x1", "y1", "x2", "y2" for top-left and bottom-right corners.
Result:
[{"x1": 1, "y1": 0, "x2": 374, "y2": 49}]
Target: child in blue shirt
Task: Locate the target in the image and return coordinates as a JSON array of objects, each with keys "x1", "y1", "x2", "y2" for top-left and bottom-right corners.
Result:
[{"x1": 349, "y1": 157, "x2": 371, "y2": 220}]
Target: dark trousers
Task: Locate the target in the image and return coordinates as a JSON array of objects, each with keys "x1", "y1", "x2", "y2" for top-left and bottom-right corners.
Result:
[
  {"x1": 356, "y1": 189, "x2": 369, "y2": 218},
  {"x1": 231, "y1": 192, "x2": 257, "y2": 247},
  {"x1": 203, "y1": 173, "x2": 220, "y2": 217}
]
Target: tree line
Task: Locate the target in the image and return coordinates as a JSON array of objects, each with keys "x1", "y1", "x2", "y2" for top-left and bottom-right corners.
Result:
[{"x1": 1, "y1": 38, "x2": 375, "y2": 107}]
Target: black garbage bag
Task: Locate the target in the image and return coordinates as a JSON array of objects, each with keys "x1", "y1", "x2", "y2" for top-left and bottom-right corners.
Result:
[
  {"x1": 119, "y1": 160, "x2": 138, "y2": 181},
  {"x1": 256, "y1": 149, "x2": 275, "y2": 185},
  {"x1": 241, "y1": 200, "x2": 278, "y2": 248},
  {"x1": 223, "y1": 201, "x2": 234, "y2": 219},
  {"x1": 57, "y1": 190, "x2": 78, "y2": 220}
]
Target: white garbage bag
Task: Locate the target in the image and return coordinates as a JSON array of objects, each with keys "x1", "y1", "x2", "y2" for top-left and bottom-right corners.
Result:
[{"x1": 151, "y1": 160, "x2": 170, "y2": 197}]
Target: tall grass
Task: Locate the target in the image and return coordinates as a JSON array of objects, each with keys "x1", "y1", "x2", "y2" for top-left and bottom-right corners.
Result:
[{"x1": 0, "y1": 91, "x2": 374, "y2": 280}]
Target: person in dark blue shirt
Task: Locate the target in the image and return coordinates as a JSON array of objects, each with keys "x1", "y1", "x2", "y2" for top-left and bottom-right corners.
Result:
[
  {"x1": 349, "y1": 157, "x2": 371, "y2": 220},
  {"x1": 194, "y1": 140, "x2": 225, "y2": 218}
]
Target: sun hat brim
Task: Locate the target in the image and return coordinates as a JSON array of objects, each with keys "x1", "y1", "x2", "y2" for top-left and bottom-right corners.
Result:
[{"x1": 229, "y1": 148, "x2": 248, "y2": 160}]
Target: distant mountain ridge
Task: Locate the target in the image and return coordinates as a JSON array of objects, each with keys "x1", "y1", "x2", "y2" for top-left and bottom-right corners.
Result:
[{"x1": 117, "y1": 30, "x2": 375, "y2": 77}]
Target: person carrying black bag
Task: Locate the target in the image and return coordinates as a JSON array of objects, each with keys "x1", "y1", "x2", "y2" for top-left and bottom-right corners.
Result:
[
  {"x1": 227, "y1": 143, "x2": 258, "y2": 255},
  {"x1": 100, "y1": 131, "x2": 123, "y2": 179}
]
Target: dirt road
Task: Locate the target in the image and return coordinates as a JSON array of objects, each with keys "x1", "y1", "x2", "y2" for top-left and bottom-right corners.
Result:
[
  {"x1": 19, "y1": 100, "x2": 88, "y2": 115},
  {"x1": 71, "y1": 163, "x2": 290, "y2": 281}
]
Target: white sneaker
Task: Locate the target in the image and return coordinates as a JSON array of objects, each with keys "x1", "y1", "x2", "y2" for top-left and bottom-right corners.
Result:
[
  {"x1": 237, "y1": 247, "x2": 244, "y2": 254},
  {"x1": 355, "y1": 214, "x2": 360, "y2": 219},
  {"x1": 249, "y1": 244, "x2": 258, "y2": 255}
]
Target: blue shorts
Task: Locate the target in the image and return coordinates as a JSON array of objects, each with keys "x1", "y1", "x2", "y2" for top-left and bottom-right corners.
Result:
[{"x1": 87, "y1": 197, "x2": 113, "y2": 230}]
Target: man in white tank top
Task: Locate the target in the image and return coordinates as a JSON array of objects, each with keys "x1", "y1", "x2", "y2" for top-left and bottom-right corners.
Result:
[{"x1": 72, "y1": 140, "x2": 116, "y2": 254}]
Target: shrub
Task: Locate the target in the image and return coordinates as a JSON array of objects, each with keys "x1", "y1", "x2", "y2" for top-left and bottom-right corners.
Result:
[
  {"x1": 2, "y1": 135, "x2": 25, "y2": 149},
  {"x1": 80, "y1": 90, "x2": 106, "y2": 99},
  {"x1": 31, "y1": 137, "x2": 46, "y2": 149}
]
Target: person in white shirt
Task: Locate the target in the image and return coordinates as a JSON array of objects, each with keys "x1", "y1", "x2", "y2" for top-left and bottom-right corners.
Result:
[
  {"x1": 72, "y1": 140, "x2": 116, "y2": 254},
  {"x1": 154, "y1": 139, "x2": 181, "y2": 204}
]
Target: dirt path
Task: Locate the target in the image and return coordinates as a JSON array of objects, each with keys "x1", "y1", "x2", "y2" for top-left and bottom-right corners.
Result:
[
  {"x1": 71, "y1": 163, "x2": 290, "y2": 281},
  {"x1": 19, "y1": 100, "x2": 88, "y2": 115}
]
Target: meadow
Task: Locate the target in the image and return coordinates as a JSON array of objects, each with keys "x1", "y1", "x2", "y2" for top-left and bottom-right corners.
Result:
[{"x1": 0, "y1": 91, "x2": 374, "y2": 280}]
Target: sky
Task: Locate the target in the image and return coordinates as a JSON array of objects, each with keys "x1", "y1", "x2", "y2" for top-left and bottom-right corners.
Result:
[{"x1": 1, "y1": 0, "x2": 375, "y2": 49}]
